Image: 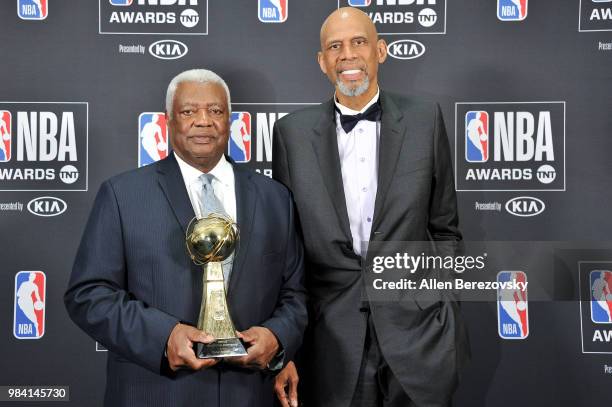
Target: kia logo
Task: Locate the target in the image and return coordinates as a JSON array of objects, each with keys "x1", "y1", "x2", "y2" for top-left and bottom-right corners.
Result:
[
  {"x1": 505, "y1": 197, "x2": 545, "y2": 217},
  {"x1": 387, "y1": 39, "x2": 426, "y2": 60},
  {"x1": 27, "y1": 197, "x2": 67, "y2": 217},
  {"x1": 148, "y1": 40, "x2": 188, "y2": 60}
]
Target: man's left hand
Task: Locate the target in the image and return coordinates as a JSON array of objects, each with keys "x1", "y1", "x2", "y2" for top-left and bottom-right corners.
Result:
[{"x1": 225, "y1": 326, "x2": 279, "y2": 370}]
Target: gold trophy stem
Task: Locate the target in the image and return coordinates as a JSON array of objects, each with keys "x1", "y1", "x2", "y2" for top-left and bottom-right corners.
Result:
[
  {"x1": 195, "y1": 262, "x2": 247, "y2": 358},
  {"x1": 197, "y1": 262, "x2": 236, "y2": 339}
]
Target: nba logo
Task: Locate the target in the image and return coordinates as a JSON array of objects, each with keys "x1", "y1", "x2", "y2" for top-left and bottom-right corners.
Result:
[
  {"x1": 17, "y1": 0, "x2": 48, "y2": 20},
  {"x1": 497, "y1": 271, "x2": 529, "y2": 339},
  {"x1": 0, "y1": 111, "x2": 11, "y2": 162},
  {"x1": 497, "y1": 0, "x2": 527, "y2": 21},
  {"x1": 348, "y1": 0, "x2": 371, "y2": 6},
  {"x1": 590, "y1": 270, "x2": 612, "y2": 323},
  {"x1": 109, "y1": 0, "x2": 133, "y2": 5},
  {"x1": 465, "y1": 111, "x2": 489, "y2": 162},
  {"x1": 258, "y1": 0, "x2": 288, "y2": 23},
  {"x1": 13, "y1": 271, "x2": 46, "y2": 339},
  {"x1": 228, "y1": 112, "x2": 252, "y2": 163},
  {"x1": 139, "y1": 113, "x2": 168, "y2": 168}
]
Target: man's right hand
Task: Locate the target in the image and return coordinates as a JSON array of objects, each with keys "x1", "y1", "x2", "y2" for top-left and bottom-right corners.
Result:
[
  {"x1": 274, "y1": 360, "x2": 299, "y2": 407},
  {"x1": 166, "y1": 323, "x2": 218, "y2": 371}
]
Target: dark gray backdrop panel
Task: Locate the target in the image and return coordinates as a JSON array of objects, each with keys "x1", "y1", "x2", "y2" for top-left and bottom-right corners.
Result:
[{"x1": 1, "y1": 1, "x2": 611, "y2": 406}]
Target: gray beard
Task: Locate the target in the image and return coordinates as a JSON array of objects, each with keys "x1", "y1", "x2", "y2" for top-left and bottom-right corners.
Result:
[{"x1": 336, "y1": 76, "x2": 370, "y2": 97}]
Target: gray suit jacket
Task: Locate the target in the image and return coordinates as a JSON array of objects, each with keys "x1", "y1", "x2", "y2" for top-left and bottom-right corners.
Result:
[
  {"x1": 272, "y1": 91, "x2": 470, "y2": 407},
  {"x1": 65, "y1": 154, "x2": 307, "y2": 407}
]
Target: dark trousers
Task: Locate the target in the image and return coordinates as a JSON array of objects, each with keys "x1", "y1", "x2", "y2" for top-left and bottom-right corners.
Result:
[{"x1": 350, "y1": 312, "x2": 415, "y2": 407}]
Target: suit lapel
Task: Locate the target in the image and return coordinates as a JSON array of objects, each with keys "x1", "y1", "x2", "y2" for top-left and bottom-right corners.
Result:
[
  {"x1": 157, "y1": 154, "x2": 196, "y2": 235},
  {"x1": 227, "y1": 162, "x2": 256, "y2": 294},
  {"x1": 311, "y1": 98, "x2": 352, "y2": 243},
  {"x1": 371, "y1": 92, "x2": 407, "y2": 234}
]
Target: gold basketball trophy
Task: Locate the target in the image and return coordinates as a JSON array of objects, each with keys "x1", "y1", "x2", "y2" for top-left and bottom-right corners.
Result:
[{"x1": 185, "y1": 214, "x2": 247, "y2": 358}]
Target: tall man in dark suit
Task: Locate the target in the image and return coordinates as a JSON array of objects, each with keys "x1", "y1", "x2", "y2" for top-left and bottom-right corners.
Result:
[
  {"x1": 272, "y1": 8, "x2": 469, "y2": 407},
  {"x1": 65, "y1": 69, "x2": 307, "y2": 407}
]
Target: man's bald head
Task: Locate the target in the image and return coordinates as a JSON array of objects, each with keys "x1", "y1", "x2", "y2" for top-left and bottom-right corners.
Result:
[{"x1": 320, "y1": 7, "x2": 378, "y2": 50}]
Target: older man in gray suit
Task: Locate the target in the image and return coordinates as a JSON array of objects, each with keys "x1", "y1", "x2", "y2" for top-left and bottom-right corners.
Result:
[{"x1": 272, "y1": 7, "x2": 469, "y2": 407}]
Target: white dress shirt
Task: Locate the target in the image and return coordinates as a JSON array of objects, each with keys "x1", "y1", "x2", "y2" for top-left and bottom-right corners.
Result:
[
  {"x1": 174, "y1": 152, "x2": 236, "y2": 286},
  {"x1": 174, "y1": 152, "x2": 237, "y2": 222},
  {"x1": 334, "y1": 89, "x2": 380, "y2": 255}
]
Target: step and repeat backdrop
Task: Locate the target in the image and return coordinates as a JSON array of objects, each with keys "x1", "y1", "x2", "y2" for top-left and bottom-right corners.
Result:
[{"x1": 1, "y1": 0, "x2": 612, "y2": 405}]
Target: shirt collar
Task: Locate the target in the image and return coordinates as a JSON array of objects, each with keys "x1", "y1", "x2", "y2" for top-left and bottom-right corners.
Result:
[
  {"x1": 174, "y1": 152, "x2": 233, "y2": 187},
  {"x1": 208, "y1": 155, "x2": 233, "y2": 187},
  {"x1": 334, "y1": 87, "x2": 380, "y2": 116}
]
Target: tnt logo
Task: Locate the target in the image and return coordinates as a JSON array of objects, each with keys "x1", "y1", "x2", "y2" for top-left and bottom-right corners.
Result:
[
  {"x1": 497, "y1": 0, "x2": 527, "y2": 21},
  {"x1": 139, "y1": 113, "x2": 168, "y2": 167},
  {"x1": 18, "y1": 0, "x2": 48, "y2": 20},
  {"x1": 591, "y1": 270, "x2": 612, "y2": 323},
  {"x1": 13, "y1": 271, "x2": 46, "y2": 339},
  {"x1": 497, "y1": 271, "x2": 529, "y2": 339},
  {"x1": 465, "y1": 111, "x2": 489, "y2": 162},
  {"x1": 228, "y1": 112, "x2": 252, "y2": 163},
  {"x1": 258, "y1": 0, "x2": 287, "y2": 23},
  {"x1": 0, "y1": 111, "x2": 11, "y2": 162},
  {"x1": 349, "y1": 0, "x2": 371, "y2": 5},
  {"x1": 110, "y1": 0, "x2": 133, "y2": 5}
]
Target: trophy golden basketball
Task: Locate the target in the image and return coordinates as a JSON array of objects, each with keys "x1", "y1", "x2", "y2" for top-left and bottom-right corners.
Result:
[{"x1": 185, "y1": 214, "x2": 247, "y2": 358}]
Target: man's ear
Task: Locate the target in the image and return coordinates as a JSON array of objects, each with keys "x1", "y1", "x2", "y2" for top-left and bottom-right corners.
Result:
[
  {"x1": 317, "y1": 51, "x2": 327, "y2": 75},
  {"x1": 377, "y1": 39, "x2": 388, "y2": 64}
]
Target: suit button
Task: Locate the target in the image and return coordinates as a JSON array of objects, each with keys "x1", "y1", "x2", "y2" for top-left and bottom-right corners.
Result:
[{"x1": 341, "y1": 245, "x2": 353, "y2": 256}]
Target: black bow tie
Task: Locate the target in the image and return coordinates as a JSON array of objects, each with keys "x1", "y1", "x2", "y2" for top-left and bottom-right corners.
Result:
[{"x1": 335, "y1": 101, "x2": 382, "y2": 133}]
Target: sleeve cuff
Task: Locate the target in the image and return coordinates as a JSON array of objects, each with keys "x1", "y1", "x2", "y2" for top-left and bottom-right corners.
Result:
[{"x1": 267, "y1": 348, "x2": 285, "y2": 371}]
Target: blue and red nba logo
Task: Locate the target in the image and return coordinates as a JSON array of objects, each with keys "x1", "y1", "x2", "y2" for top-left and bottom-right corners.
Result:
[
  {"x1": 465, "y1": 111, "x2": 489, "y2": 163},
  {"x1": 17, "y1": 0, "x2": 48, "y2": 20},
  {"x1": 228, "y1": 112, "x2": 252, "y2": 163},
  {"x1": 0, "y1": 111, "x2": 11, "y2": 162},
  {"x1": 139, "y1": 113, "x2": 168, "y2": 168},
  {"x1": 497, "y1": 271, "x2": 529, "y2": 339},
  {"x1": 348, "y1": 0, "x2": 371, "y2": 6},
  {"x1": 109, "y1": 0, "x2": 132, "y2": 5},
  {"x1": 258, "y1": 0, "x2": 287, "y2": 23},
  {"x1": 497, "y1": 0, "x2": 527, "y2": 21},
  {"x1": 13, "y1": 271, "x2": 46, "y2": 339},
  {"x1": 590, "y1": 270, "x2": 612, "y2": 323}
]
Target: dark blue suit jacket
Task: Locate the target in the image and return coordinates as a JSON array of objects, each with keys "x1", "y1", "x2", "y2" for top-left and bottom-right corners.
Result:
[{"x1": 65, "y1": 154, "x2": 307, "y2": 407}]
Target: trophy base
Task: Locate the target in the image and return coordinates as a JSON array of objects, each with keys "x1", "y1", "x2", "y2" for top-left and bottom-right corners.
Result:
[{"x1": 196, "y1": 338, "x2": 248, "y2": 359}]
